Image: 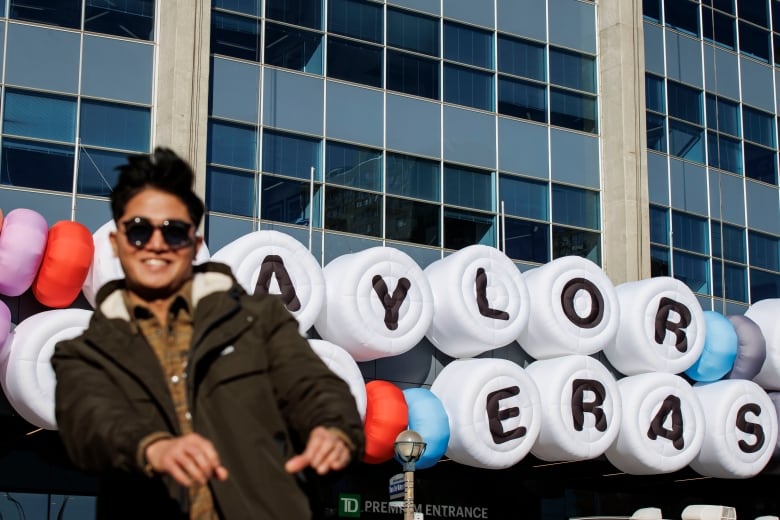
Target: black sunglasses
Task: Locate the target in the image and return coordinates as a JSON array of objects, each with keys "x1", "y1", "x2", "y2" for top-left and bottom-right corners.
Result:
[{"x1": 121, "y1": 216, "x2": 194, "y2": 249}]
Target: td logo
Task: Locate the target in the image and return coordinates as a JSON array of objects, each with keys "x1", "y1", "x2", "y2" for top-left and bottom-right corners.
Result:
[{"x1": 338, "y1": 494, "x2": 361, "y2": 518}]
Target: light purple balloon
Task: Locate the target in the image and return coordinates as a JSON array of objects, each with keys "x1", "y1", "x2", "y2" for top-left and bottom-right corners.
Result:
[
  {"x1": 0, "y1": 209, "x2": 48, "y2": 297},
  {"x1": 726, "y1": 314, "x2": 767, "y2": 381},
  {"x1": 0, "y1": 300, "x2": 10, "y2": 346}
]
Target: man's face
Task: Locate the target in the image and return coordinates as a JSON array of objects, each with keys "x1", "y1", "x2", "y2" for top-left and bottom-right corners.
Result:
[{"x1": 109, "y1": 188, "x2": 202, "y2": 301}]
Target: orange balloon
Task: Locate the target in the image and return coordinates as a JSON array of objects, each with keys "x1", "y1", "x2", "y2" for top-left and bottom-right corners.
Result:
[
  {"x1": 33, "y1": 221, "x2": 95, "y2": 308},
  {"x1": 362, "y1": 380, "x2": 408, "y2": 464}
]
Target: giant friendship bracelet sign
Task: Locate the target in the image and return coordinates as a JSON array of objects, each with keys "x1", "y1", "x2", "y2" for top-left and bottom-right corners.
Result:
[{"x1": 0, "y1": 207, "x2": 779, "y2": 479}]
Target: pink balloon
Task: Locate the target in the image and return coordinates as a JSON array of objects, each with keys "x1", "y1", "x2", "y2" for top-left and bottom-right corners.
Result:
[
  {"x1": 0, "y1": 300, "x2": 9, "y2": 346},
  {"x1": 0, "y1": 209, "x2": 48, "y2": 296}
]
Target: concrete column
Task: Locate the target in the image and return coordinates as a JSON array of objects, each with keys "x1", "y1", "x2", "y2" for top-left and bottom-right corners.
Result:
[
  {"x1": 598, "y1": 0, "x2": 651, "y2": 284},
  {"x1": 153, "y1": 0, "x2": 211, "y2": 204}
]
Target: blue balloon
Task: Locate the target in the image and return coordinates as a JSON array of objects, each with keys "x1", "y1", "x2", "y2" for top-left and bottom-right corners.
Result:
[
  {"x1": 403, "y1": 388, "x2": 450, "y2": 469},
  {"x1": 685, "y1": 311, "x2": 738, "y2": 382}
]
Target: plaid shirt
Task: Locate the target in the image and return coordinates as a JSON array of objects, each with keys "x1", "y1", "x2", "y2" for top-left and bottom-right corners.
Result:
[{"x1": 128, "y1": 282, "x2": 219, "y2": 520}]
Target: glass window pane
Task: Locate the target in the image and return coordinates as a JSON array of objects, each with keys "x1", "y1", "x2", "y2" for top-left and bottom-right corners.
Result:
[
  {"x1": 664, "y1": 0, "x2": 699, "y2": 36},
  {"x1": 327, "y1": 37, "x2": 382, "y2": 88},
  {"x1": 265, "y1": 23, "x2": 323, "y2": 74},
  {"x1": 643, "y1": 0, "x2": 661, "y2": 22},
  {"x1": 498, "y1": 76, "x2": 547, "y2": 123},
  {"x1": 78, "y1": 147, "x2": 124, "y2": 196},
  {"x1": 261, "y1": 175, "x2": 313, "y2": 225},
  {"x1": 749, "y1": 230, "x2": 779, "y2": 270},
  {"x1": 214, "y1": 0, "x2": 261, "y2": 16},
  {"x1": 668, "y1": 120, "x2": 705, "y2": 163},
  {"x1": 444, "y1": 164, "x2": 493, "y2": 211},
  {"x1": 387, "y1": 50, "x2": 439, "y2": 100},
  {"x1": 386, "y1": 153, "x2": 440, "y2": 201},
  {"x1": 549, "y1": 88, "x2": 597, "y2": 133},
  {"x1": 672, "y1": 210, "x2": 709, "y2": 253},
  {"x1": 80, "y1": 100, "x2": 150, "y2": 152},
  {"x1": 85, "y1": 0, "x2": 155, "y2": 40},
  {"x1": 10, "y1": 0, "x2": 80, "y2": 29},
  {"x1": 208, "y1": 119, "x2": 257, "y2": 169},
  {"x1": 552, "y1": 184, "x2": 600, "y2": 230},
  {"x1": 673, "y1": 250, "x2": 710, "y2": 294},
  {"x1": 713, "y1": 261, "x2": 748, "y2": 302},
  {"x1": 1, "y1": 138, "x2": 74, "y2": 191},
  {"x1": 504, "y1": 218, "x2": 549, "y2": 263},
  {"x1": 444, "y1": 208, "x2": 495, "y2": 249},
  {"x1": 499, "y1": 175, "x2": 548, "y2": 220},
  {"x1": 444, "y1": 63, "x2": 494, "y2": 111},
  {"x1": 667, "y1": 81, "x2": 702, "y2": 124},
  {"x1": 326, "y1": 141, "x2": 382, "y2": 191},
  {"x1": 650, "y1": 205, "x2": 669, "y2": 245},
  {"x1": 552, "y1": 225, "x2": 601, "y2": 264},
  {"x1": 549, "y1": 48, "x2": 596, "y2": 93},
  {"x1": 328, "y1": 0, "x2": 383, "y2": 43},
  {"x1": 706, "y1": 95, "x2": 741, "y2": 136},
  {"x1": 711, "y1": 221, "x2": 746, "y2": 262},
  {"x1": 4, "y1": 90, "x2": 76, "y2": 143},
  {"x1": 387, "y1": 7, "x2": 439, "y2": 57},
  {"x1": 444, "y1": 21, "x2": 493, "y2": 69},
  {"x1": 498, "y1": 35, "x2": 545, "y2": 81},
  {"x1": 386, "y1": 196, "x2": 440, "y2": 246},
  {"x1": 262, "y1": 130, "x2": 321, "y2": 180},
  {"x1": 647, "y1": 112, "x2": 667, "y2": 152},
  {"x1": 738, "y1": 0, "x2": 768, "y2": 27},
  {"x1": 208, "y1": 166, "x2": 256, "y2": 217},
  {"x1": 750, "y1": 268, "x2": 780, "y2": 302},
  {"x1": 744, "y1": 142, "x2": 777, "y2": 184},
  {"x1": 739, "y1": 21, "x2": 770, "y2": 61},
  {"x1": 707, "y1": 131, "x2": 742, "y2": 174},
  {"x1": 211, "y1": 10, "x2": 261, "y2": 62},
  {"x1": 651, "y1": 245, "x2": 670, "y2": 276},
  {"x1": 266, "y1": 0, "x2": 321, "y2": 30},
  {"x1": 646, "y1": 74, "x2": 665, "y2": 112},
  {"x1": 702, "y1": 8, "x2": 736, "y2": 49},
  {"x1": 743, "y1": 106, "x2": 775, "y2": 147},
  {"x1": 324, "y1": 186, "x2": 381, "y2": 236}
]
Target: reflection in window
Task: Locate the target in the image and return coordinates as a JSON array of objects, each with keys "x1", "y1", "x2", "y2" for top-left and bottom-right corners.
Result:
[
  {"x1": 649, "y1": 204, "x2": 669, "y2": 245},
  {"x1": 386, "y1": 197, "x2": 440, "y2": 246},
  {"x1": 672, "y1": 210, "x2": 709, "y2": 254},
  {"x1": 498, "y1": 77, "x2": 546, "y2": 123},
  {"x1": 207, "y1": 120, "x2": 257, "y2": 170},
  {"x1": 549, "y1": 48, "x2": 596, "y2": 93},
  {"x1": 504, "y1": 217, "x2": 549, "y2": 263},
  {"x1": 386, "y1": 153, "x2": 439, "y2": 201},
  {"x1": 262, "y1": 130, "x2": 321, "y2": 180},
  {"x1": 211, "y1": 10, "x2": 261, "y2": 62},
  {"x1": 674, "y1": 250, "x2": 710, "y2": 294},
  {"x1": 10, "y1": 0, "x2": 81, "y2": 29},
  {"x1": 327, "y1": 37, "x2": 382, "y2": 88},
  {"x1": 85, "y1": 0, "x2": 155, "y2": 40},
  {"x1": 328, "y1": 0, "x2": 382, "y2": 43},
  {"x1": 208, "y1": 166, "x2": 256, "y2": 217},
  {"x1": 552, "y1": 184, "x2": 600, "y2": 230},
  {"x1": 443, "y1": 208, "x2": 495, "y2": 250},
  {"x1": 749, "y1": 230, "x2": 779, "y2": 271},
  {"x1": 744, "y1": 142, "x2": 777, "y2": 184},
  {"x1": 387, "y1": 7, "x2": 439, "y2": 57},
  {"x1": 646, "y1": 112, "x2": 666, "y2": 152},
  {"x1": 498, "y1": 35, "x2": 545, "y2": 81},
  {"x1": 266, "y1": 0, "x2": 321, "y2": 30},
  {"x1": 499, "y1": 175, "x2": 548, "y2": 220},
  {"x1": 444, "y1": 21, "x2": 493, "y2": 69},
  {"x1": 324, "y1": 186, "x2": 381, "y2": 237},
  {"x1": 750, "y1": 268, "x2": 780, "y2": 302},
  {"x1": 78, "y1": 147, "x2": 125, "y2": 196},
  {"x1": 713, "y1": 261, "x2": 747, "y2": 302},
  {"x1": 1, "y1": 138, "x2": 74, "y2": 192},
  {"x1": 4, "y1": 90, "x2": 76, "y2": 142},
  {"x1": 265, "y1": 23, "x2": 322, "y2": 74},
  {"x1": 552, "y1": 225, "x2": 601, "y2": 264},
  {"x1": 444, "y1": 165, "x2": 493, "y2": 211},
  {"x1": 80, "y1": 100, "x2": 150, "y2": 151},
  {"x1": 651, "y1": 245, "x2": 670, "y2": 276},
  {"x1": 261, "y1": 175, "x2": 315, "y2": 225},
  {"x1": 549, "y1": 88, "x2": 597, "y2": 133},
  {"x1": 668, "y1": 120, "x2": 704, "y2": 163},
  {"x1": 326, "y1": 141, "x2": 382, "y2": 191},
  {"x1": 387, "y1": 50, "x2": 439, "y2": 100}
]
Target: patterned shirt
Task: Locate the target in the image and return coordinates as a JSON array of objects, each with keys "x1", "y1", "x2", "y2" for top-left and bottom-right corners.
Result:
[{"x1": 127, "y1": 282, "x2": 219, "y2": 520}]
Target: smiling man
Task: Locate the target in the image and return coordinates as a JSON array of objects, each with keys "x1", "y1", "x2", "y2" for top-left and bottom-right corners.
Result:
[{"x1": 51, "y1": 148, "x2": 364, "y2": 520}]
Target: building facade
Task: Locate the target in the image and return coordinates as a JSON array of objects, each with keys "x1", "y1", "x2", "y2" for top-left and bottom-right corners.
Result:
[{"x1": 0, "y1": 0, "x2": 779, "y2": 518}]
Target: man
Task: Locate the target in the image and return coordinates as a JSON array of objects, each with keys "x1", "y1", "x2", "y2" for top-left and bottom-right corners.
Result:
[{"x1": 52, "y1": 148, "x2": 364, "y2": 519}]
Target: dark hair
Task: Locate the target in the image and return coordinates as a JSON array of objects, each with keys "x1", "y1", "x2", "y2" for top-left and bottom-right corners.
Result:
[{"x1": 110, "y1": 147, "x2": 205, "y2": 226}]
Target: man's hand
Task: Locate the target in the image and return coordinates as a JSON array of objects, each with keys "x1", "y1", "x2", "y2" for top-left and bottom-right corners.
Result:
[
  {"x1": 285, "y1": 426, "x2": 352, "y2": 475},
  {"x1": 145, "y1": 433, "x2": 229, "y2": 487}
]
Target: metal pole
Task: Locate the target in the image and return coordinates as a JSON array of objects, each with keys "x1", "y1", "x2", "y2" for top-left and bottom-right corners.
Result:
[{"x1": 403, "y1": 469, "x2": 415, "y2": 520}]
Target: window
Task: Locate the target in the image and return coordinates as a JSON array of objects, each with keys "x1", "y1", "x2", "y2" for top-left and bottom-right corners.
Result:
[
  {"x1": 444, "y1": 165, "x2": 493, "y2": 211},
  {"x1": 78, "y1": 148, "x2": 126, "y2": 196},
  {"x1": 549, "y1": 48, "x2": 596, "y2": 93},
  {"x1": 498, "y1": 77, "x2": 546, "y2": 123},
  {"x1": 668, "y1": 119, "x2": 704, "y2": 163},
  {"x1": 647, "y1": 112, "x2": 666, "y2": 152},
  {"x1": 211, "y1": 10, "x2": 261, "y2": 62},
  {"x1": 386, "y1": 153, "x2": 440, "y2": 201},
  {"x1": 10, "y1": 0, "x2": 81, "y2": 29},
  {"x1": 444, "y1": 21, "x2": 493, "y2": 69},
  {"x1": 208, "y1": 166, "x2": 256, "y2": 217},
  {"x1": 85, "y1": 0, "x2": 155, "y2": 40},
  {"x1": 750, "y1": 268, "x2": 780, "y2": 301},
  {"x1": 672, "y1": 211, "x2": 709, "y2": 254},
  {"x1": 650, "y1": 205, "x2": 669, "y2": 245},
  {"x1": 261, "y1": 175, "x2": 315, "y2": 225},
  {"x1": 651, "y1": 245, "x2": 670, "y2": 276},
  {"x1": 325, "y1": 186, "x2": 381, "y2": 237},
  {"x1": 326, "y1": 141, "x2": 382, "y2": 191},
  {"x1": 207, "y1": 120, "x2": 257, "y2": 169},
  {"x1": 266, "y1": 0, "x2": 321, "y2": 30},
  {"x1": 702, "y1": 7, "x2": 736, "y2": 49},
  {"x1": 80, "y1": 100, "x2": 150, "y2": 152},
  {"x1": 713, "y1": 261, "x2": 747, "y2": 302},
  {"x1": 552, "y1": 185, "x2": 600, "y2": 230},
  {"x1": 504, "y1": 218, "x2": 549, "y2": 263},
  {"x1": 749, "y1": 230, "x2": 779, "y2": 271},
  {"x1": 262, "y1": 130, "x2": 321, "y2": 180},
  {"x1": 3, "y1": 90, "x2": 76, "y2": 143},
  {"x1": 1, "y1": 138, "x2": 75, "y2": 192},
  {"x1": 673, "y1": 250, "x2": 710, "y2": 293},
  {"x1": 388, "y1": 8, "x2": 439, "y2": 57},
  {"x1": 499, "y1": 175, "x2": 548, "y2": 221},
  {"x1": 707, "y1": 131, "x2": 742, "y2": 174},
  {"x1": 213, "y1": 0, "x2": 262, "y2": 16},
  {"x1": 706, "y1": 95, "x2": 740, "y2": 136},
  {"x1": 646, "y1": 74, "x2": 665, "y2": 113},
  {"x1": 444, "y1": 208, "x2": 495, "y2": 250},
  {"x1": 552, "y1": 226, "x2": 601, "y2": 263},
  {"x1": 744, "y1": 142, "x2": 777, "y2": 184},
  {"x1": 327, "y1": 36, "x2": 382, "y2": 88},
  {"x1": 387, "y1": 50, "x2": 439, "y2": 100},
  {"x1": 264, "y1": 23, "x2": 323, "y2": 74},
  {"x1": 667, "y1": 81, "x2": 702, "y2": 125},
  {"x1": 385, "y1": 197, "x2": 440, "y2": 246},
  {"x1": 664, "y1": 0, "x2": 699, "y2": 35},
  {"x1": 739, "y1": 21, "x2": 770, "y2": 61},
  {"x1": 329, "y1": 0, "x2": 383, "y2": 43},
  {"x1": 550, "y1": 88, "x2": 597, "y2": 133},
  {"x1": 498, "y1": 35, "x2": 545, "y2": 81},
  {"x1": 743, "y1": 106, "x2": 775, "y2": 147},
  {"x1": 444, "y1": 64, "x2": 494, "y2": 111}
]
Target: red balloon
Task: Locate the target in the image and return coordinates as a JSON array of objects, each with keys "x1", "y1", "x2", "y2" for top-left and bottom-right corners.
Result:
[
  {"x1": 362, "y1": 380, "x2": 408, "y2": 464},
  {"x1": 33, "y1": 221, "x2": 95, "y2": 308}
]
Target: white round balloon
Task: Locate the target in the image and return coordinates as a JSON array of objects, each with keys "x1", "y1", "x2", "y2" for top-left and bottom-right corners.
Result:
[{"x1": 308, "y1": 339, "x2": 367, "y2": 421}]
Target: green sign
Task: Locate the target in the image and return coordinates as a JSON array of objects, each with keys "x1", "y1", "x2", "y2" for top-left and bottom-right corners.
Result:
[{"x1": 338, "y1": 493, "x2": 361, "y2": 518}]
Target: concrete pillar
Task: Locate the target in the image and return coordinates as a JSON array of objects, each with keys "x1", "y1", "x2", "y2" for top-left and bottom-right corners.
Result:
[{"x1": 598, "y1": 0, "x2": 651, "y2": 284}]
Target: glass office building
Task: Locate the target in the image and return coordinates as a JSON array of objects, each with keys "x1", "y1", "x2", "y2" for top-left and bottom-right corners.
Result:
[{"x1": 0, "y1": 0, "x2": 778, "y2": 518}]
